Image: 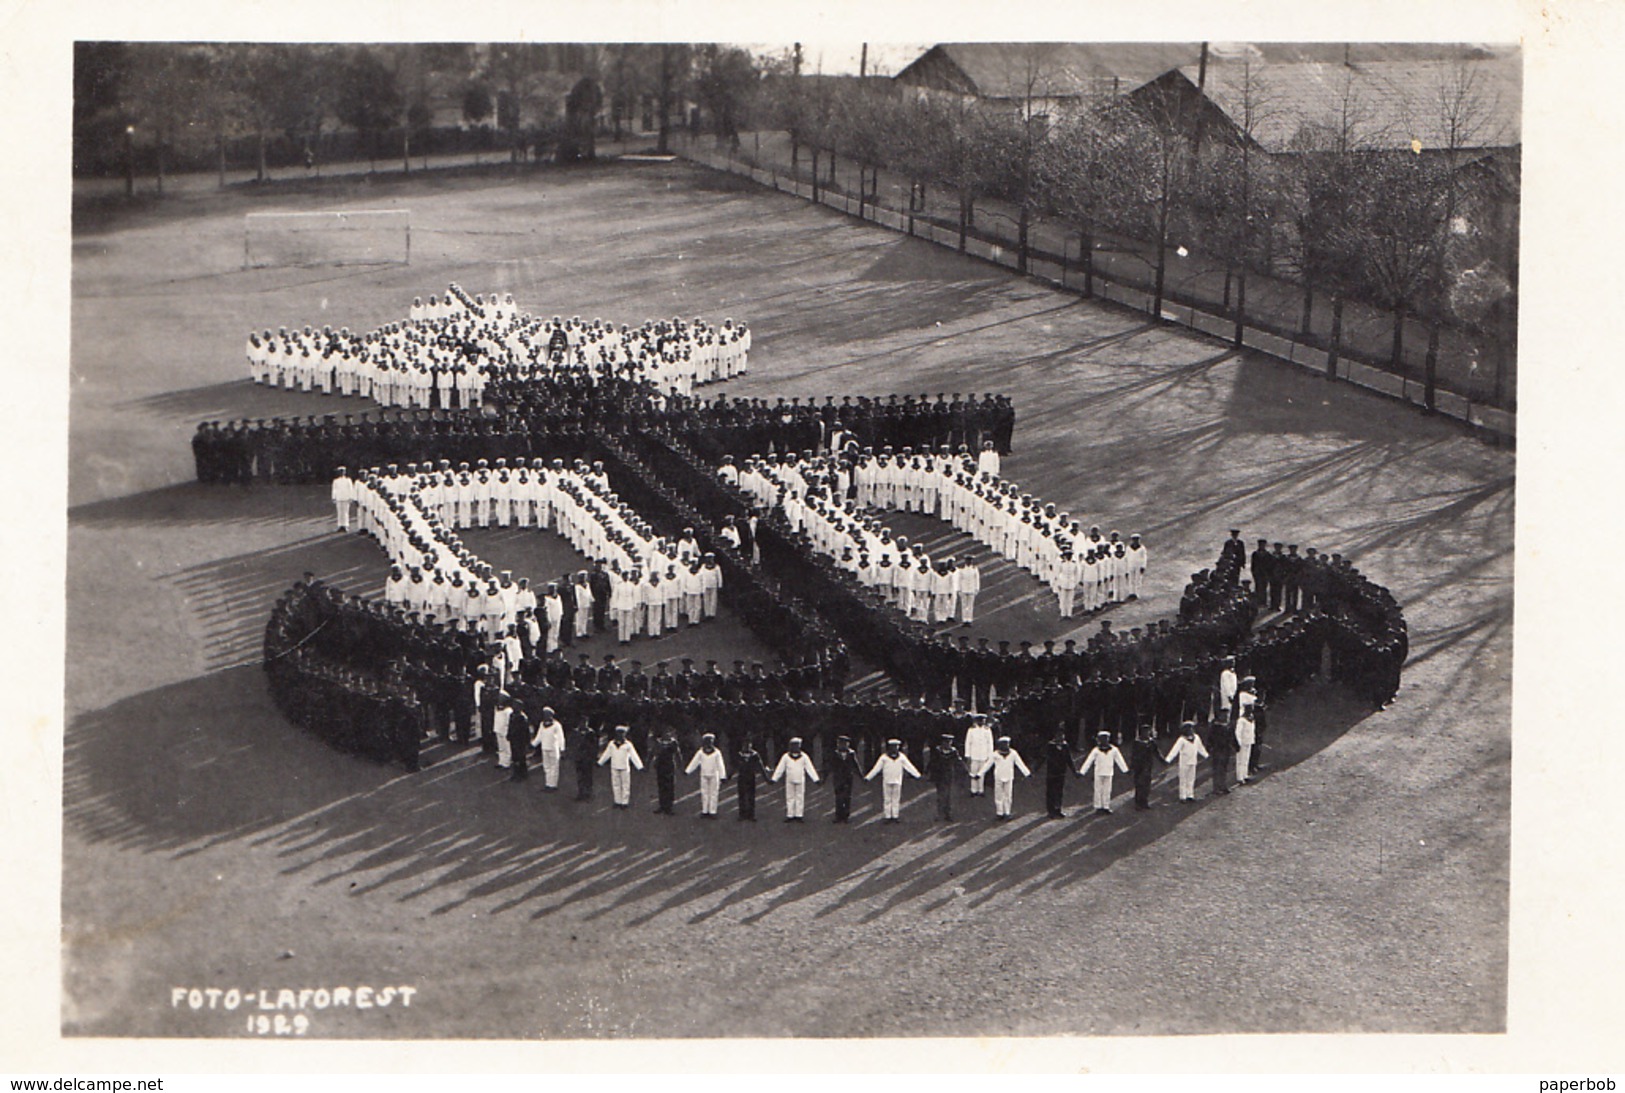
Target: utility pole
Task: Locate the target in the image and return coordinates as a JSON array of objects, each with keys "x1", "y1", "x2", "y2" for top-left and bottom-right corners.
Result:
[
  {"x1": 1191, "y1": 42, "x2": 1209, "y2": 159},
  {"x1": 860, "y1": 43, "x2": 868, "y2": 79},
  {"x1": 793, "y1": 42, "x2": 802, "y2": 78}
]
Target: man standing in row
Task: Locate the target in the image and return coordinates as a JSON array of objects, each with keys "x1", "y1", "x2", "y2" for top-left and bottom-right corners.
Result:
[
  {"x1": 598, "y1": 725, "x2": 643, "y2": 808},
  {"x1": 684, "y1": 733, "x2": 727, "y2": 818},
  {"x1": 1043, "y1": 729, "x2": 1072, "y2": 819},
  {"x1": 1208, "y1": 712, "x2": 1236, "y2": 797},
  {"x1": 865, "y1": 739, "x2": 922, "y2": 823},
  {"x1": 1165, "y1": 721, "x2": 1209, "y2": 802},
  {"x1": 504, "y1": 695, "x2": 531, "y2": 782},
  {"x1": 1234, "y1": 680, "x2": 1258, "y2": 787},
  {"x1": 574, "y1": 726, "x2": 598, "y2": 800},
  {"x1": 651, "y1": 727, "x2": 682, "y2": 814},
  {"x1": 925, "y1": 733, "x2": 967, "y2": 822},
  {"x1": 979, "y1": 736, "x2": 1031, "y2": 821},
  {"x1": 734, "y1": 739, "x2": 770, "y2": 821},
  {"x1": 1251, "y1": 537, "x2": 1273, "y2": 608},
  {"x1": 963, "y1": 713, "x2": 995, "y2": 798},
  {"x1": 331, "y1": 466, "x2": 355, "y2": 531},
  {"x1": 827, "y1": 735, "x2": 864, "y2": 823},
  {"x1": 1077, "y1": 731, "x2": 1129, "y2": 815},
  {"x1": 1216, "y1": 655, "x2": 1239, "y2": 723},
  {"x1": 770, "y1": 737, "x2": 820, "y2": 822},
  {"x1": 1129, "y1": 722, "x2": 1159, "y2": 810},
  {"x1": 530, "y1": 706, "x2": 565, "y2": 790},
  {"x1": 492, "y1": 692, "x2": 513, "y2": 771}
]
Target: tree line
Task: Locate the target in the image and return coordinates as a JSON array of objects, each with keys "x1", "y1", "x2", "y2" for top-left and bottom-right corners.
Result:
[
  {"x1": 74, "y1": 42, "x2": 770, "y2": 184},
  {"x1": 754, "y1": 58, "x2": 1517, "y2": 408}
]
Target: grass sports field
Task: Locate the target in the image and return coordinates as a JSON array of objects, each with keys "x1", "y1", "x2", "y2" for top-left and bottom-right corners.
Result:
[{"x1": 66, "y1": 159, "x2": 1512, "y2": 1039}]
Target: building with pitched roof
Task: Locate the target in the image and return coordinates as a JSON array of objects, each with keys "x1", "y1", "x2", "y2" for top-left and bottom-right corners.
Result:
[
  {"x1": 894, "y1": 43, "x2": 1203, "y2": 121},
  {"x1": 1172, "y1": 50, "x2": 1521, "y2": 156}
]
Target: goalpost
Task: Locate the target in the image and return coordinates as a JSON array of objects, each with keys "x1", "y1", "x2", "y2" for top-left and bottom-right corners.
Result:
[{"x1": 243, "y1": 209, "x2": 411, "y2": 269}]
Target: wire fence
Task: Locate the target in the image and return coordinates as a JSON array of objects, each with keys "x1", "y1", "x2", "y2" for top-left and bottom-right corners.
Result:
[{"x1": 682, "y1": 133, "x2": 1515, "y2": 442}]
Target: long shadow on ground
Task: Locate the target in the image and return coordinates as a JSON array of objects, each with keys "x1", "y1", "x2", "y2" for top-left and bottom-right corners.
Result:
[{"x1": 65, "y1": 659, "x2": 1373, "y2": 930}]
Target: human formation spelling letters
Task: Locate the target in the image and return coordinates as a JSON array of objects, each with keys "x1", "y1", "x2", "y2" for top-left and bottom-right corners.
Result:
[{"x1": 214, "y1": 284, "x2": 1406, "y2": 824}]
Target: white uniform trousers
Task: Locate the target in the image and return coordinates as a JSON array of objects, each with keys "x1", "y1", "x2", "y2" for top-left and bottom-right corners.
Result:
[
  {"x1": 882, "y1": 782, "x2": 902, "y2": 819},
  {"x1": 703, "y1": 589, "x2": 719, "y2": 617},
  {"x1": 1057, "y1": 586, "x2": 1075, "y2": 617},
  {"x1": 496, "y1": 729, "x2": 512, "y2": 768},
  {"x1": 1235, "y1": 745, "x2": 1252, "y2": 784},
  {"x1": 540, "y1": 748, "x2": 561, "y2": 788},
  {"x1": 611, "y1": 767, "x2": 632, "y2": 805},
  {"x1": 784, "y1": 781, "x2": 807, "y2": 818},
  {"x1": 958, "y1": 591, "x2": 976, "y2": 623},
  {"x1": 616, "y1": 609, "x2": 635, "y2": 644},
  {"x1": 993, "y1": 779, "x2": 1014, "y2": 817},
  {"x1": 1177, "y1": 764, "x2": 1197, "y2": 800},
  {"x1": 334, "y1": 501, "x2": 349, "y2": 530},
  {"x1": 1093, "y1": 772, "x2": 1115, "y2": 811},
  {"x1": 699, "y1": 774, "x2": 721, "y2": 814},
  {"x1": 969, "y1": 771, "x2": 985, "y2": 795}
]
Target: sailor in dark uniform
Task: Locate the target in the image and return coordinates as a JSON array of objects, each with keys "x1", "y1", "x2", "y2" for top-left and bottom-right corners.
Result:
[
  {"x1": 827, "y1": 734, "x2": 864, "y2": 823},
  {"x1": 925, "y1": 733, "x2": 966, "y2": 822},
  {"x1": 651, "y1": 726, "x2": 682, "y2": 814},
  {"x1": 734, "y1": 739, "x2": 770, "y2": 821},
  {"x1": 1042, "y1": 727, "x2": 1073, "y2": 819},
  {"x1": 1129, "y1": 721, "x2": 1159, "y2": 810}
]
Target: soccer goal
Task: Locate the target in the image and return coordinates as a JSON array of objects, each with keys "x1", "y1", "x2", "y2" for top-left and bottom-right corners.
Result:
[{"x1": 243, "y1": 209, "x2": 411, "y2": 269}]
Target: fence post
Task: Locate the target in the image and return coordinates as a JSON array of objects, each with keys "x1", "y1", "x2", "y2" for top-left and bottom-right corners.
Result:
[
  {"x1": 1423, "y1": 322, "x2": 1440, "y2": 414},
  {"x1": 1326, "y1": 297, "x2": 1343, "y2": 381},
  {"x1": 1233, "y1": 269, "x2": 1246, "y2": 348}
]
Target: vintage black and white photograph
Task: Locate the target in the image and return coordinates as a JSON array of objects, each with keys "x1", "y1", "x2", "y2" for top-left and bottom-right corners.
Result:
[{"x1": 32, "y1": 0, "x2": 1571, "y2": 1059}]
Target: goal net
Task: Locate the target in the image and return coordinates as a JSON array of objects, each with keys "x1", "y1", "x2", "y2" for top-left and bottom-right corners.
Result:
[{"x1": 243, "y1": 209, "x2": 410, "y2": 269}]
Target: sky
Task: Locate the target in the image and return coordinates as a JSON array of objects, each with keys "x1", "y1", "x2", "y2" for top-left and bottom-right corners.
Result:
[{"x1": 740, "y1": 43, "x2": 931, "y2": 78}]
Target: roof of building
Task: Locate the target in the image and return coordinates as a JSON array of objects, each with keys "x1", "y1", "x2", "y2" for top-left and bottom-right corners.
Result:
[
  {"x1": 1182, "y1": 54, "x2": 1521, "y2": 153},
  {"x1": 897, "y1": 43, "x2": 1204, "y2": 101}
]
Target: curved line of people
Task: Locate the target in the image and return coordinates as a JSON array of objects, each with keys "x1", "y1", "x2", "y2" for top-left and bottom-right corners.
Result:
[
  {"x1": 266, "y1": 503, "x2": 1402, "y2": 823},
  {"x1": 722, "y1": 447, "x2": 1147, "y2": 619},
  {"x1": 265, "y1": 570, "x2": 1277, "y2": 822},
  {"x1": 332, "y1": 455, "x2": 724, "y2": 646},
  {"x1": 640, "y1": 426, "x2": 1407, "y2": 721},
  {"x1": 255, "y1": 418, "x2": 1403, "y2": 790},
  {"x1": 245, "y1": 281, "x2": 749, "y2": 409}
]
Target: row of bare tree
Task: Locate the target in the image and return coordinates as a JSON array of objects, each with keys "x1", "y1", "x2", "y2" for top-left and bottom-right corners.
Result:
[
  {"x1": 75, "y1": 43, "x2": 769, "y2": 185},
  {"x1": 753, "y1": 61, "x2": 1515, "y2": 407}
]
